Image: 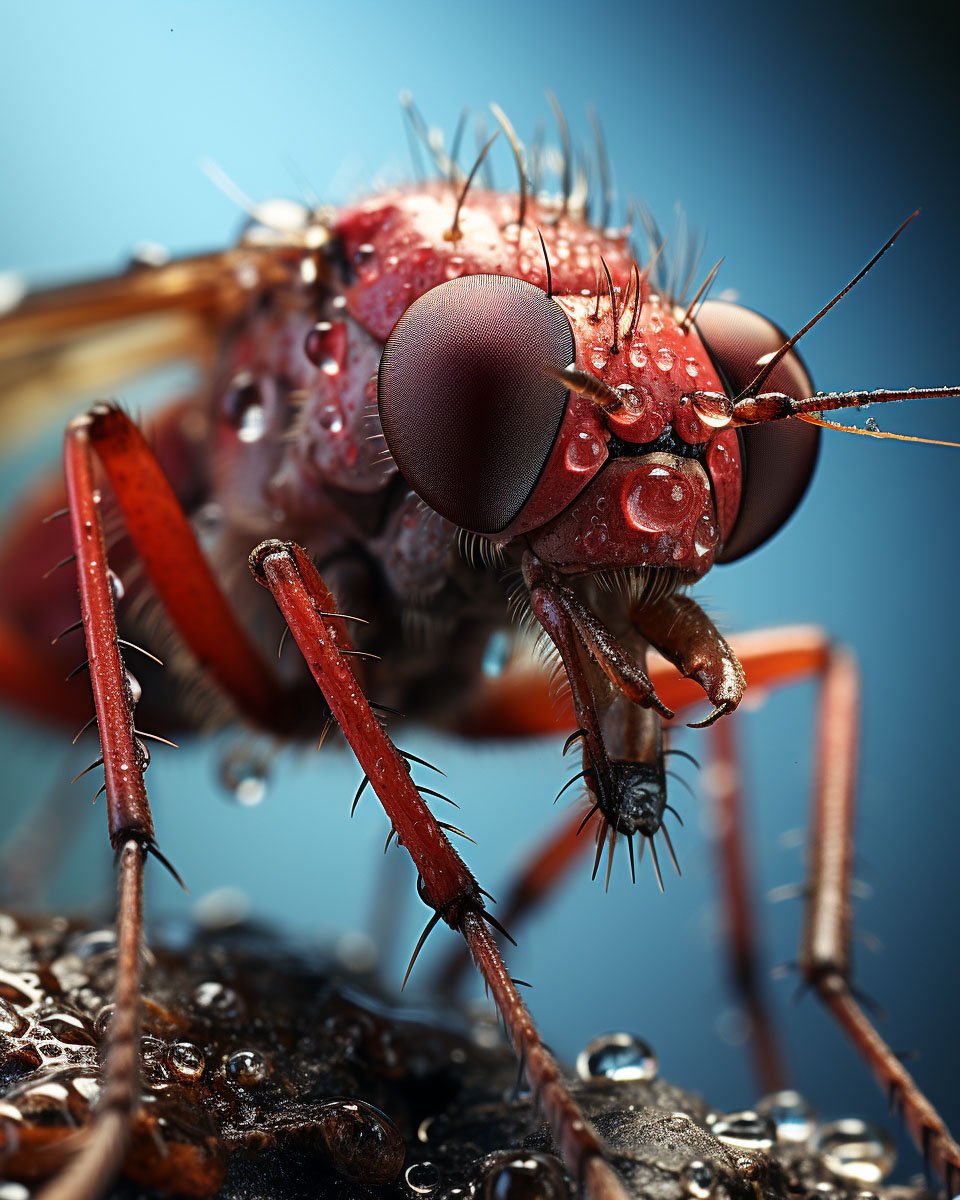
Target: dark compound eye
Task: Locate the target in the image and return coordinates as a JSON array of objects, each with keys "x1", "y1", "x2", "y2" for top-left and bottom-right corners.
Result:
[
  {"x1": 695, "y1": 299, "x2": 821, "y2": 563},
  {"x1": 378, "y1": 274, "x2": 575, "y2": 534}
]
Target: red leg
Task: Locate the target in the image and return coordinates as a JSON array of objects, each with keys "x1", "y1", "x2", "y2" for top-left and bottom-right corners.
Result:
[
  {"x1": 249, "y1": 539, "x2": 629, "y2": 1200},
  {"x1": 30, "y1": 417, "x2": 154, "y2": 1200},
  {"x1": 799, "y1": 646, "x2": 960, "y2": 1193},
  {"x1": 707, "y1": 717, "x2": 788, "y2": 1096},
  {"x1": 74, "y1": 403, "x2": 290, "y2": 731}
]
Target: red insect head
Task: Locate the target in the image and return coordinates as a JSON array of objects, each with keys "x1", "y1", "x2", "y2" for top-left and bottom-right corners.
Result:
[{"x1": 342, "y1": 186, "x2": 820, "y2": 575}]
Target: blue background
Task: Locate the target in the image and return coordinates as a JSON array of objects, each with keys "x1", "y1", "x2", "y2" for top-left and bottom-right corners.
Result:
[{"x1": 1, "y1": 0, "x2": 957, "y2": 1185}]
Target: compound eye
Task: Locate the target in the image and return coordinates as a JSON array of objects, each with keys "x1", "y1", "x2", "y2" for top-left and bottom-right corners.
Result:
[
  {"x1": 378, "y1": 274, "x2": 575, "y2": 534},
  {"x1": 695, "y1": 298, "x2": 821, "y2": 562}
]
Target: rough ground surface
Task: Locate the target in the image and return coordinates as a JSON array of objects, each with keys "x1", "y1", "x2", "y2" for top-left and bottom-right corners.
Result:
[{"x1": 0, "y1": 912, "x2": 936, "y2": 1200}]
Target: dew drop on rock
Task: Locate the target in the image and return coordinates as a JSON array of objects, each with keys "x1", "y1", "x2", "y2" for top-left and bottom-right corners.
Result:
[
  {"x1": 575, "y1": 1032, "x2": 657, "y2": 1083},
  {"x1": 317, "y1": 1098, "x2": 405, "y2": 1185},
  {"x1": 756, "y1": 1089, "x2": 817, "y2": 1143},
  {"x1": 167, "y1": 1041, "x2": 205, "y2": 1081},
  {"x1": 814, "y1": 1118, "x2": 895, "y2": 1185},
  {"x1": 71, "y1": 928, "x2": 117, "y2": 959},
  {"x1": 193, "y1": 981, "x2": 241, "y2": 1018},
  {"x1": 483, "y1": 1152, "x2": 567, "y2": 1200},
  {"x1": 218, "y1": 746, "x2": 269, "y2": 807},
  {"x1": 712, "y1": 1110, "x2": 775, "y2": 1151},
  {"x1": 0, "y1": 996, "x2": 26, "y2": 1037},
  {"x1": 681, "y1": 1159, "x2": 716, "y2": 1199},
  {"x1": 406, "y1": 1161, "x2": 441, "y2": 1195},
  {"x1": 224, "y1": 1049, "x2": 268, "y2": 1087}
]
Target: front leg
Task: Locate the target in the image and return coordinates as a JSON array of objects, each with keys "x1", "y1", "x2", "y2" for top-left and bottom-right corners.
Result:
[{"x1": 248, "y1": 540, "x2": 629, "y2": 1200}]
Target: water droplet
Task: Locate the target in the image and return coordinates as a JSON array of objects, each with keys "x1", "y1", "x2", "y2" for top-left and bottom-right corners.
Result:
[
  {"x1": 684, "y1": 359, "x2": 700, "y2": 378},
  {"x1": 564, "y1": 432, "x2": 603, "y2": 472},
  {"x1": 317, "y1": 1099, "x2": 405, "y2": 1185},
  {"x1": 218, "y1": 746, "x2": 269, "y2": 807},
  {"x1": 223, "y1": 372, "x2": 261, "y2": 433},
  {"x1": 575, "y1": 1032, "x2": 658, "y2": 1083},
  {"x1": 629, "y1": 343, "x2": 647, "y2": 369},
  {"x1": 0, "y1": 996, "x2": 27, "y2": 1037},
  {"x1": 107, "y1": 568, "x2": 124, "y2": 601},
  {"x1": 193, "y1": 981, "x2": 241, "y2": 1018},
  {"x1": 319, "y1": 403, "x2": 344, "y2": 433},
  {"x1": 814, "y1": 1119, "x2": 895, "y2": 1185},
  {"x1": 94, "y1": 1005, "x2": 114, "y2": 1039},
  {"x1": 126, "y1": 670, "x2": 142, "y2": 706},
  {"x1": 681, "y1": 1160, "x2": 715, "y2": 1199},
  {"x1": 649, "y1": 313, "x2": 664, "y2": 333},
  {"x1": 865, "y1": 417, "x2": 880, "y2": 433},
  {"x1": 224, "y1": 1049, "x2": 268, "y2": 1087},
  {"x1": 237, "y1": 404, "x2": 266, "y2": 444},
  {"x1": 712, "y1": 1110, "x2": 775, "y2": 1152},
  {"x1": 38, "y1": 1010, "x2": 97, "y2": 1047},
  {"x1": 756, "y1": 1089, "x2": 817, "y2": 1143},
  {"x1": 167, "y1": 1042, "x2": 205, "y2": 1081},
  {"x1": 71, "y1": 928, "x2": 116, "y2": 959},
  {"x1": 590, "y1": 347, "x2": 607, "y2": 370},
  {"x1": 655, "y1": 348, "x2": 675, "y2": 372},
  {"x1": 406, "y1": 1161, "x2": 441, "y2": 1195},
  {"x1": 483, "y1": 1152, "x2": 567, "y2": 1200},
  {"x1": 691, "y1": 392, "x2": 733, "y2": 428}
]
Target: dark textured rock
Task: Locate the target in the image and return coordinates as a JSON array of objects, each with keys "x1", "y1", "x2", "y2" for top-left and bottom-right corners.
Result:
[{"x1": 0, "y1": 912, "x2": 934, "y2": 1200}]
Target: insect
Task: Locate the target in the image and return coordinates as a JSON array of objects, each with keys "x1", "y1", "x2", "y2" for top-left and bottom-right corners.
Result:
[{"x1": 0, "y1": 101, "x2": 957, "y2": 1199}]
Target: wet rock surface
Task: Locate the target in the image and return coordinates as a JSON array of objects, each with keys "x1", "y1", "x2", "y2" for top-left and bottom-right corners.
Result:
[{"x1": 0, "y1": 912, "x2": 935, "y2": 1199}]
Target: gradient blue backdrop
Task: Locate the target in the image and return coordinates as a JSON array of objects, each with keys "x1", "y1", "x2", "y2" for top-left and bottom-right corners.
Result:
[{"x1": 1, "y1": 0, "x2": 957, "y2": 1185}]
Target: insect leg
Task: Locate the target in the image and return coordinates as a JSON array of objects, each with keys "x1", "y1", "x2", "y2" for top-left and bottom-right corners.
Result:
[
  {"x1": 249, "y1": 539, "x2": 630, "y2": 1200},
  {"x1": 30, "y1": 416, "x2": 157, "y2": 1200},
  {"x1": 75, "y1": 402, "x2": 291, "y2": 732},
  {"x1": 706, "y1": 715, "x2": 788, "y2": 1096},
  {"x1": 799, "y1": 645, "x2": 960, "y2": 1190}
]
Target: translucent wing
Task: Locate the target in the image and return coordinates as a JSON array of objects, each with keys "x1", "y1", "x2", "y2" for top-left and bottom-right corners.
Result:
[{"x1": 0, "y1": 241, "x2": 316, "y2": 445}]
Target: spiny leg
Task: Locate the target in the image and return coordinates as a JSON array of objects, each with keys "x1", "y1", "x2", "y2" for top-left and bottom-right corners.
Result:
[
  {"x1": 249, "y1": 539, "x2": 630, "y2": 1200},
  {"x1": 32, "y1": 415, "x2": 159, "y2": 1200},
  {"x1": 71, "y1": 402, "x2": 291, "y2": 731},
  {"x1": 799, "y1": 646, "x2": 960, "y2": 1191}
]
